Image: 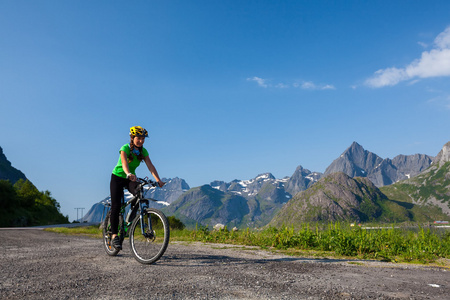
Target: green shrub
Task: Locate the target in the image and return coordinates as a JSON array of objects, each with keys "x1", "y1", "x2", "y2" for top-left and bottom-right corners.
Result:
[{"x1": 167, "y1": 216, "x2": 185, "y2": 230}]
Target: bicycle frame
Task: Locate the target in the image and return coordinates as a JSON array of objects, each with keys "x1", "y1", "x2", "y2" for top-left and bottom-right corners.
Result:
[{"x1": 101, "y1": 178, "x2": 157, "y2": 235}]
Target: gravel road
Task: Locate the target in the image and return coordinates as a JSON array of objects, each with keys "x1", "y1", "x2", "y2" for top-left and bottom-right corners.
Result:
[{"x1": 0, "y1": 229, "x2": 448, "y2": 299}]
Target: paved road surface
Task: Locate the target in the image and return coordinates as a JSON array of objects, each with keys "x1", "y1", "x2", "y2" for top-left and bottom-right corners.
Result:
[{"x1": 0, "y1": 229, "x2": 448, "y2": 299}]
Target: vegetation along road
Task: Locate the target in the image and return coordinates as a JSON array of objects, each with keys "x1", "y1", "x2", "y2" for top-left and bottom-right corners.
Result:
[{"x1": 0, "y1": 229, "x2": 449, "y2": 299}]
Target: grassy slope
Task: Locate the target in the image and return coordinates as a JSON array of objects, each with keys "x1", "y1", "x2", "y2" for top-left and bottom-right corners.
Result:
[{"x1": 380, "y1": 162, "x2": 450, "y2": 222}]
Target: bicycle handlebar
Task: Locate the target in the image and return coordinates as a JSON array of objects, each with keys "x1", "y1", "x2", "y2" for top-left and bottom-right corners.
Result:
[{"x1": 136, "y1": 177, "x2": 158, "y2": 188}]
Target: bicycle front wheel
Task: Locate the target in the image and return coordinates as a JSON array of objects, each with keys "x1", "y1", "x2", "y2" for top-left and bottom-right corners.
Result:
[{"x1": 129, "y1": 208, "x2": 170, "y2": 264}]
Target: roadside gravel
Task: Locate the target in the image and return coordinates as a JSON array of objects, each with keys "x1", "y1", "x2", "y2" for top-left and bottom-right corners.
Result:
[{"x1": 0, "y1": 229, "x2": 448, "y2": 299}]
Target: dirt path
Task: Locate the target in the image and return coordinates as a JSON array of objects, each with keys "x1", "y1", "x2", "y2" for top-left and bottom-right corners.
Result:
[{"x1": 0, "y1": 229, "x2": 448, "y2": 299}]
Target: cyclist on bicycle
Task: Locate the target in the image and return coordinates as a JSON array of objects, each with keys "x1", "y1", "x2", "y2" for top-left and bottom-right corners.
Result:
[{"x1": 110, "y1": 126, "x2": 165, "y2": 250}]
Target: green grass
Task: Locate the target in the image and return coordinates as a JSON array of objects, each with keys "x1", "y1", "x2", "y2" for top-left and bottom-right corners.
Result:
[
  {"x1": 46, "y1": 222, "x2": 450, "y2": 266},
  {"x1": 185, "y1": 223, "x2": 450, "y2": 265},
  {"x1": 46, "y1": 225, "x2": 102, "y2": 237}
]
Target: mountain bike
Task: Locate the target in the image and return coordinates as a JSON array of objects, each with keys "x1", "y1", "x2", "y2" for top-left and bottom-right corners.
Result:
[{"x1": 101, "y1": 177, "x2": 170, "y2": 264}]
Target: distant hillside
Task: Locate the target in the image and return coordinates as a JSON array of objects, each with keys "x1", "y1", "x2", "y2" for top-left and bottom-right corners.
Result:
[
  {"x1": 380, "y1": 142, "x2": 450, "y2": 217},
  {"x1": 0, "y1": 146, "x2": 68, "y2": 226},
  {"x1": 269, "y1": 172, "x2": 449, "y2": 229},
  {"x1": 0, "y1": 146, "x2": 27, "y2": 184}
]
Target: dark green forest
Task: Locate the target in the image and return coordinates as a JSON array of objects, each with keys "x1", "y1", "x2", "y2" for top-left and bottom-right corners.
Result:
[{"x1": 0, "y1": 179, "x2": 69, "y2": 227}]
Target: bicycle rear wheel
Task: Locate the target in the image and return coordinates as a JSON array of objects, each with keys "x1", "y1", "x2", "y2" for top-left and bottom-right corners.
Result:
[
  {"x1": 102, "y1": 210, "x2": 123, "y2": 256},
  {"x1": 129, "y1": 208, "x2": 170, "y2": 264}
]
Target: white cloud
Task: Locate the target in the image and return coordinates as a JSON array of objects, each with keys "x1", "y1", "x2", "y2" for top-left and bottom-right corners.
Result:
[
  {"x1": 275, "y1": 83, "x2": 289, "y2": 88},
  {"x1": 365, "y1": 67, "x2": 408, "y2": 87},
  {"x1": 301, "y1": 81, "x2": 316, "y2": 89},
  {"x1": 322, "y1": 84, "x2": 336, "y2": 90},
  {"x1": 417, "y1": 41, "x2": 428, "y2": 48},
  {"x1": 246, "y1": 76, "x2": 268, "y2": 88},
  {"x1": 427, "y1": 95, "x2": 450, "y2": 110},
  {"x1": 365, "y1": 26, "x2": 450, "y2": 88},
  {"x1": 247, "y1": 77, "x2": 335, "y2": 90},
  {"x1": 297, "y1": 81, "x2": 335, "y2": 90},
  {"x1": 435, "y1": 26, "x2": 450, "y2": 49}
]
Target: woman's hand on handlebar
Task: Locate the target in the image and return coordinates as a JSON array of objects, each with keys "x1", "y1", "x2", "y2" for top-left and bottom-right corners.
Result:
[
  {"x1": 127, "y1": 174, "x2": 137, "y2": 181},
  {"x1": 136, "y1": 177, "x2": 164, "y2": 187}
]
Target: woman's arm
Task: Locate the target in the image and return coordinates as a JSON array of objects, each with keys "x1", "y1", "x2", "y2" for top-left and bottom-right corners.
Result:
[
  {"x1": 144, "y1": 156, "x2": 165, "y2": 187},
  {"x1": 120, "y1": 151, "x2": 136, "y2": 181}
]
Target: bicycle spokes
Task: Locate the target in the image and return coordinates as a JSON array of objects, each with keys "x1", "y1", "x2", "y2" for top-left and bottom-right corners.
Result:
[{"x1": 129, "y1": 208, "x2": 170, "y2": 264}]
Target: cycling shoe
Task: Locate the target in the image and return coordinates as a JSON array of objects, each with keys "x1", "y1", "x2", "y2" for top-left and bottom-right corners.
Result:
[{"x1": 112, "y1": 236, "x2": 122, "y2": 251}]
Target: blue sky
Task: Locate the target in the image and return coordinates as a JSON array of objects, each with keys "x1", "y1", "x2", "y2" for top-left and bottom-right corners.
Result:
[{"x1": 1, "y1": 1, "x2": 449, "y2": 221}]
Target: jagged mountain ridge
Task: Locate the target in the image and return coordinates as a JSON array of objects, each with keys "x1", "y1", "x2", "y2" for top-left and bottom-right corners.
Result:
[
  {"x1": 325, "y1": 142, "x2": 433, "y2": 187},
  {"x1": 210, "y1": 173, "x2": 290, "y2": 199},
  {"x1": 165, "y1": 171, "x2": 322, "y2": 228}
]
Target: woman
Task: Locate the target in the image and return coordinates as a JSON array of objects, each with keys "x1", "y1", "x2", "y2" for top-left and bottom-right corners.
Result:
[{"x1": 110, "y1": 126, "x2": 165, "y2": 250}]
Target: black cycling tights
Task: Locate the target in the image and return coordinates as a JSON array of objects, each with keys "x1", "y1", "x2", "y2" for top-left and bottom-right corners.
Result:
[{"x1": 109, "y1": 174, "x2": 139, "y2": 235}]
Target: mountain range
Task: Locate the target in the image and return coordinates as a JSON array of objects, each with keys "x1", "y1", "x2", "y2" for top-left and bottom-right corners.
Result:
[
  {"x1": 80, "y1": 141, "x2": 449, "y2": 228},
  {"x1": 165, "y1": 173, "x2": 293, "y2": 228}
]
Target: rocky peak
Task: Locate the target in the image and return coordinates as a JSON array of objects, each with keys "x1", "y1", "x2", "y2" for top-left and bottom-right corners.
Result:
[
  {"x1": 144, "y1": 177, "x2": 190, "y2": 205},
  {"x1": 346, "y1": 141, "x2": 365, "y2": 157},
  {"x1": 162, "y1": 177, "x2": 190, "y2": 190},
  {"x1": 433, "y1": 141, "x2": 450, "y2": 166},
  {"x1": 324, "y1": 142, "x2": 434, "y2": 187},
  {"x1": 324, "y1": 142, "x2": 383, "y2": 177},
  {"x1": 285, "y1": 165, "x2": 322, "y2": 196}
]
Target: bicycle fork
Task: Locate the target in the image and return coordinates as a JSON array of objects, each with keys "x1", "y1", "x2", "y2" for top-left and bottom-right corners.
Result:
[{"x1": 139, "y1": 200, "x2": 154, "y2": 239}]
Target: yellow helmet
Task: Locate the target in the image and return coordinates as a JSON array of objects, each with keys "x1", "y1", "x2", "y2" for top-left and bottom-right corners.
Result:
[{"x1": 130, "y1": 126, "x2": 148, "y2": 137}]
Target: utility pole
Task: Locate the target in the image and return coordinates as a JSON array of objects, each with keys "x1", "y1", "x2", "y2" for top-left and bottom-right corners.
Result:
[{"x1": 74, "y1": 207, "x2": 85, "y2": 222}]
